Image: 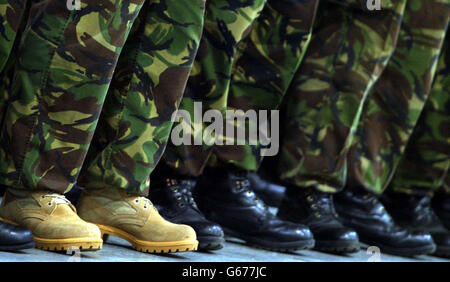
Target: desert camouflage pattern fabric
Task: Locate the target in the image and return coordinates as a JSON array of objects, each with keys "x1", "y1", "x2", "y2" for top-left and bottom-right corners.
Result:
[
  {"x1": 162, "y1": 0, "x2": 267, "y2": 176},
  {"x1": 389, "y1": 33, "x2": 449, "y2": 195},
  {"x1": 347, "y1": 0, "x2": 449, "y2": 195},
  {"x1": 0, "y1": 0, "x2": 206, "y2": 196}
]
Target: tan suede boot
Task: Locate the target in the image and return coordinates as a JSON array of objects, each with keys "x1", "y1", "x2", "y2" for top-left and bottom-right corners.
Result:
[
  {"x1": 77, "y1": 187, "x2": 198, "y2": 253},
  {"x1": 0, "y1": 190, "x2": 102, "y2": 252}
]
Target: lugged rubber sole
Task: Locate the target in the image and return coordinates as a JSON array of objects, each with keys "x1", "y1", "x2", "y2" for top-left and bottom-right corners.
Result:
[
  {"x1": 97, "y1": 223, "x2": 198, "y2": 253},
  {"x1": 0, "y1": 217, "x2": 102, "y2": 252},
  {"x1": 33, "y1": 237, "x2": 102, "y2": 252},
  {"x1": 314, "y1": 240, "x2": 361, "y2": 254},
  {"x1": 223, "y1": 226, "x2": 315, "y2": 251},
  {"x1": 360, "y1": 239, "x2": 437, "y2": 257},
  {"x1": 198, "y1": 236, "x2": 225, "y2": 251}
]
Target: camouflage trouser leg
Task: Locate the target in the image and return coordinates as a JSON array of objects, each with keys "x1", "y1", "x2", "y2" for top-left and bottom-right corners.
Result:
[
  {"x1": 0, "y1": 0, "x2": 31, "y2": 125},
  {"x1": 275, "y1": 0, "x2": 407, "y2": 193},
  {"x1": 347, "y1": 0, "x2": 450, "y2": 194},
  {"x1": 0, "y1": 0, "x2": 146, "y2": 193},
  {"x1": 0, "y1": 0, "x2": 30, "y2": 71},
  {"x1": 389, "y1": 35, "x2": 450, "y2": 195},
  {"x1": 209, "y1": 0, "x2": 320, "y2": 171},
  {"x1": 78, "y1": 0, "x2": 206, "y2": 196},
  {"x1": 445, "y1": 173, "x2": 450, "y2": 193},
  {"x1": 162, "y1": 0, "x2": 266, "y2": 177}
]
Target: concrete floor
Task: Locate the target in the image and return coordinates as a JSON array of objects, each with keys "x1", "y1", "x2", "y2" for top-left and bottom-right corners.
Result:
[
  {"x1": 0, "y1": 198, "x2": 449, "y2": 262},
  {"x1": 1, "y1": 235, "x2": 449, "y2": 262}
]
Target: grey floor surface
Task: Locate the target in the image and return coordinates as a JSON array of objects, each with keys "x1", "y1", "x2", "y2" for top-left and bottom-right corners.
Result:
[
  {"x1": 1, "y1": 235, "x2": 449, "y2": 262},
  {"x1": 0, "y1": 198, "x2": 449, "y2": 262}
]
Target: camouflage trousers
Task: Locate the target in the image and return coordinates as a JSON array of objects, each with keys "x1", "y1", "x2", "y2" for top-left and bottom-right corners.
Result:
[
  {"x1": 0, "y1": 0, "x2": 206, "y2": 195},
  {"x1": 272, "y1": 0, "x2": 408, "y2": 193},
  {"x1": 212, "y1": 0, "x2": 320, "y2": 172},
  {"x1": 0, "y1": 0, "x2": 30, "y2": 126},
  {"x1": 162, "y1": 0, "x2": 267, "y2": 176},
  {"x1": 166, "y1": 0, "x2": 407, "y2": 190},
  {"x1": 0, "y1": 0, "x2": 30, "y2": 72},
  {"x1": 389, "y1": 34, "x2": 450, "y2": 195},
  {"x1": 347, "y1": 0, "x2": 449, "y2": 195},
  {"x1": 209, "y1": 0, "x2": 448, "y2": 195}
]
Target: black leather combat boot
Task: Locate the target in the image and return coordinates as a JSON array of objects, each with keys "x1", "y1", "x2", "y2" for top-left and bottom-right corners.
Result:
[
  {"x1": 0, "y1": 185, "x2": 34, "y2": 251},
  {"x1": 65, "y1": 185, "x2": 84, "y2": 206},
  {"x1": 194, "y1": 167, "x2": 315, "y2": 251},
  {"x1": 0, "y1": 220, "x2": 35, "y2": 251},
  {"x1": 278, "y1": 186, "x2": 360, "y2": 254},
  {"x1": 335, "y1": 188, "x2": 436, "y2": 257},
  {"x1": 150, "y1": 177, "x2": 225, "y2": 251},
  {"x1": 433, "y1": 191, "x2": 450, "y2": 231},
  {"x1": 248, "y1": 172, "x2": 285, "y2": 207},
  {"x1": 382, "y1": 191, "x2": 450, "y2": 258}
]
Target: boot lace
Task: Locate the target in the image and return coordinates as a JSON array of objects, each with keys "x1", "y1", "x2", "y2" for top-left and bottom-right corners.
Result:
[
  {"x1": 173, "y1": 181, "x2": 197, "y2": 208},
  {"x1": 305, "y1": 189, "x2": 338, "y2": 220},
  {"x1": 132, "y1": 196, "x2": 153, "y2": 209},
  {"x1": 41, "y1": 193, "x2": 71, "y2": 206},
  {"x1": 232, "y1": 171, "x2": 269, "y2": 211}
]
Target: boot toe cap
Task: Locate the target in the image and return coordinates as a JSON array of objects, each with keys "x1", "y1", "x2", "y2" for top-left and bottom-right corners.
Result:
[
  {"x1": 188, "y1": 221, "x2": 224, "y2": 238},
  {"x1": 408, "y1": 233, "x2": 435, "y2": 248},
  {"x1": 1, "y1": 224, "x2": 34, "y2": 245},
  {"x1": 275, "y1": 224, "x2": 314, "y2": 242},
  {"x1": 314, "y1": 226, "x2": 359, "y2": 243},
  {"x1": 177, "y1": 224, "x2": 197, "y2": 241},
  {"x1": 34, "y1": 221, "x2": 101, "y2": 240}
]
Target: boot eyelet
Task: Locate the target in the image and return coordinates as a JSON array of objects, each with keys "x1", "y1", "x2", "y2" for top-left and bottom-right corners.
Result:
[
  {"x1": 177, "y1": 196, "x2": 182, "y2": 200},
  {"x1": 135, "y1": 199, "x2": 139, "y2": 203},
  {"x1": 143, "y1": 205, "x2": 148, "y2": 209},
  {"x1": 315, "y1": 212, "x2": 321, "y2": 218},
  {"x1": 48, "y1": 202, "x2": 52, "y2": 206},
  {"x1": 179, "y1": 203, "x2": 185, "y2": 208},
  {"x1": 307, "y1": 196, "x2": 314, "y2": 202},
  {"x1": 311, "y1": 204, "x2": 318, "y2": 210}
]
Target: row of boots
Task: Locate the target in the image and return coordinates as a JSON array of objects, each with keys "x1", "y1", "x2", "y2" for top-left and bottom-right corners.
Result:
[
  {"x1": 148, "y1": 167, "x2": 450, "y2": 258},
  {"x1": 0, "y1": 187, "x2": 198, "y2": 253},
  {"x1": 0, "y1": 168, "x2": 448, "y2": 258}
]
